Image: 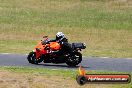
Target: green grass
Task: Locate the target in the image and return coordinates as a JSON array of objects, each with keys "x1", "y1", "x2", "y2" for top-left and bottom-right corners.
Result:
[
  {"x1": 0, "y1": 0, "x2": 132, "y2": 58},
  {"x1": 0, "y1": 0, "x2": 132, "y2": 30},
  {"x1": 0, "y1": 66, "x2": 131, "y2": 79},
  {"x1": 0, "y1": 66, "x2": 132, "y2": 88},
  {"x1": 0, "y1": 66, "x2": 76, "y2": 78}
]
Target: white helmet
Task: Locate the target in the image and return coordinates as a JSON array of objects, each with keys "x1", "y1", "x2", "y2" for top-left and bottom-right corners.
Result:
[{"x1": 56, "y1": 32, "x2": 65, "y2": 41}]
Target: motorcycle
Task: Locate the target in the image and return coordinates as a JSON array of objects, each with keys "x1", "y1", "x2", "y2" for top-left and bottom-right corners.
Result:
[{"x1": 27, "y1": 36, "x2": 86, "y2": 66}]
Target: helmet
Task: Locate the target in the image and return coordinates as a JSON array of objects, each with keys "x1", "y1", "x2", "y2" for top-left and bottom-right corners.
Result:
[{"x1": 56, "y1": 32, "x2": 65, "y2": 41}]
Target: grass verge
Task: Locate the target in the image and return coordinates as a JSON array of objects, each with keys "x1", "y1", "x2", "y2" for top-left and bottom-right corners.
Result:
[
  {"x1": 0, "y1": 0, "x2": 132, "y2": 58},
  {"x1": 0, "y1": 66, "x2": 132, "y2": 88}
]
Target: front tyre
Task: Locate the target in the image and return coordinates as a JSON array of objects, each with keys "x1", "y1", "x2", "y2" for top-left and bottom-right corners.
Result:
[
  {"x1": 66, "y1": 52, "x2": 82, "y2": 67},
  {"x1": 27, "y1": 52, "x2": 43, "y2": 64}
]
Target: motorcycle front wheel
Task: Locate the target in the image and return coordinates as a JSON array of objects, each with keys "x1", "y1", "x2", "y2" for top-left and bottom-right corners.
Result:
[{"x1": 27, "y1": 52, "x2": 43, "y2": 64}]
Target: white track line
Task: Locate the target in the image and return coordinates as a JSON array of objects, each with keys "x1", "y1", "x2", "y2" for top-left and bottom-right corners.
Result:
[{"x1": 1, "y1": 53, "x2": 11, "y2": 55}]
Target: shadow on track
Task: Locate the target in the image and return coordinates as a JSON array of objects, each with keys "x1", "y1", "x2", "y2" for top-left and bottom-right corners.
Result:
[{"x1": 31, "y1": 63, "x2": 90, "y2": 69}]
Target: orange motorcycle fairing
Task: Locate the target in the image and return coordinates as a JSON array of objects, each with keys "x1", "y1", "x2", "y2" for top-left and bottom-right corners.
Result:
[
  {"x1": 33, "y1": 41, "x2": 60, "y2": 59},
  {"x1": 33, "y1": 41, "x2": 48, "y2": 59},
  {"x1": 49, "y1": 42, "x2": 61, "y2": 51}
]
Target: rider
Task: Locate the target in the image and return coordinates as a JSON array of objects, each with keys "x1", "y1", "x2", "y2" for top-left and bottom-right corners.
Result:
[
  {"x1": 49, "y1": 32, "x2": 68, "y2": 43},
  {"x1": 48, "y1": 32, "x2": 72, "y2": 55}
]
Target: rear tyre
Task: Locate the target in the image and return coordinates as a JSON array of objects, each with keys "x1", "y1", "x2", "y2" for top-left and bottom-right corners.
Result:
[
  {"x1": 27, "y1": 52, "x2": 43, "y2": 64},
  {"x1": 66, "y1": 52, "x2": 82, "y2": 67}
]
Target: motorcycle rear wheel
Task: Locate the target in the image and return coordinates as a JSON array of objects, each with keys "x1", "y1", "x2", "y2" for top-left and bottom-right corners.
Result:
[
  {"x1": 27, "y1": 52, "x2": 43, "y2": 64},
  {"x1": 66, "y1": 52, "x2": 82, "y2": 67}
]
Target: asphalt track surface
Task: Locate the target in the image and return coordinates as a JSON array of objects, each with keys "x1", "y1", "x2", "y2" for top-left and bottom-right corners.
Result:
[{"x1": 0, "y1": 53, "x2": 132, "y2": 72}]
